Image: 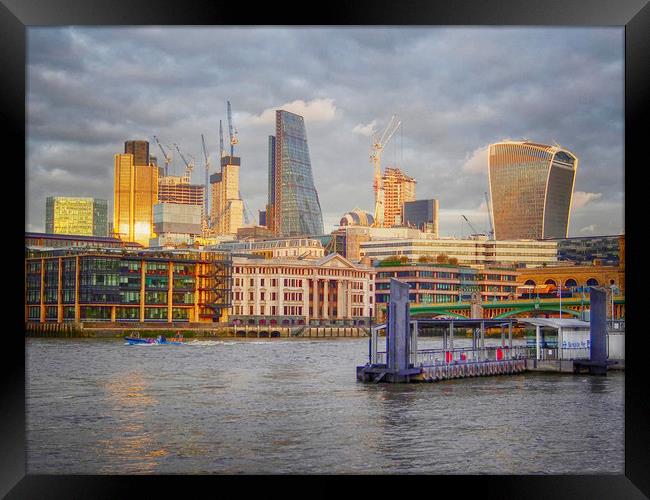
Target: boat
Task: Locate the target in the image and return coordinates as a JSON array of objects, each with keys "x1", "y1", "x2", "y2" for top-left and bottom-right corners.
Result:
[{"x1": 124, "y1": 333, "x2": 184, "y2": 346}]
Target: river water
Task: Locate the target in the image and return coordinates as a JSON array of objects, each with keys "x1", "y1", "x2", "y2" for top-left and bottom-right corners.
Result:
[{"x1": 26, "y1": 337, "x2": 624, "y2": 474}]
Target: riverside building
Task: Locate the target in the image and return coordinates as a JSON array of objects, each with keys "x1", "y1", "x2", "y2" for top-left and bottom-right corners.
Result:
[
  {"x1": 374, "y1": 262, "x2": 519, "y2": 305},
  {"x1": 266, "y1": 110, "x2": 324, "y2": 237},
  {"x1": 25, "y1": 247, "x2": 231, "y2": 324},
  {"x1": 229, "y1": 253, "x2": 375, "y2": 327},
  {"x1": 215, "y1": 237, "x2": 325, "y2": 259},
  {"x1": 45, "y1": 197, "x2": 109, "y2": 237},
  {"x1": 488, "y1": 140, "x2": 578, "y2": 239}
]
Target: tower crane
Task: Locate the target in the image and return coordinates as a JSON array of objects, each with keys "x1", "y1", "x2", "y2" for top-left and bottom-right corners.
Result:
[
  {"x1": 201, "y1": 134, "x2": 211, "y2": 230},
  {"x1": 370, "y1": 114, "x2": 402, "y2": 228},
  {"x1": 461, "y1": 215, "x2": 481, "y2": 237},
  {"x1": 153, "y1": 136, "x2": 173, "y2": 177},
  {"x1": 484, "y1": 191, "x2": 495, "y2": 239},
  {"x1": 227, "y1": 100, "x2": 238, "y2": 156},
  {"x1": 173, "y1": 143, "x2": 195, "y2": 183},
  {"x1": 219, "y1": 120, "x2": 226, "y2": 159}
]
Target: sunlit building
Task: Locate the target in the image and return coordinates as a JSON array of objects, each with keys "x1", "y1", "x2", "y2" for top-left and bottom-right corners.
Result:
[
  {"x1": 488, "y1": 140, "x2": 578, "y2": 239},
  {"x1": 339, "y1": 208, "x2": 374, "y2": 227},
  {"x1": 210, "y1": 155, "x2": 244, "y2": 237},
  {"x1": 382, "y1": 167, "x2": 416, "y2": 227},
  {"x1": 45, "y1": 197, "x2": 108, "y2": 237},
  {"x1": 266, "y1": 110, "x2": 324, "y2": 237},
  {"x1": 113, "y1": 140, "x2": 159, "y2": 247},
  {"x1": 25, "y1": 247, "x2": 231, "y2": 324}
]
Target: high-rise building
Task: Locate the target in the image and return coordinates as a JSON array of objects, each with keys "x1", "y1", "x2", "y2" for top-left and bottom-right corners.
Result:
[
  {"x1": 158, "y1": 176, "x2": 205, "y2": 221},
  {"x1": 210, "y1": 155, "x2": 243, "y2": 236},
  {"x1": 45, "y1": 197, "x2": 108, "y2": 237},
  {"x1": 267, "y1": 110, "x2": 323, "y2": 237},
  {"x1": 382, "y1": 167, "x2": 416, "y2": 227},
  {"x1": 113, "y1": 140, "x2": 159, "y2": 247},
  {"x1": 488, "y1": 141, "x2": 578, "y2": 240},
  {"x1": 403, "y1": 199, "x2": 439, "y2": 236}
]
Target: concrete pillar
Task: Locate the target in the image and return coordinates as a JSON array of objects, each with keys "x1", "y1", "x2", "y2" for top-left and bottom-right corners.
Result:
[
  {"x1": 508, "y1": 321, "x2": 513, "y2": 359},
  {"x1": 140, "y1": 260, "x2": 146, "y2": 322},
  {"x1": 303, "y1": 278, "x2": 310, "y2": 324},
  {"x1": 536, "y1": 325, "x2": 541, "y2": 360},
  {"x1": 336, "y1": 280, "x2": 343, "y2": 319},
  {"x1": 589, "y1": 286, "x2": 608, "y2": 371},
  {"x1": 167, "y1": 263, "x2": 173, "y2": 323},
  {"x1": 57, "y1": 257, "x2": 63, "y2": 323},
  {"x1": 312, "y1": 278, "x2": 319, "y2": 323},
  {"x1": 387, "y1": 278, "x2": 411, "y2": 373}
]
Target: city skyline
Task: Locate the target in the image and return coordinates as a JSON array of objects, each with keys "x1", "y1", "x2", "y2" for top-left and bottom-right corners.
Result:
[{"x1": 26, "y1": 27, "x2": 624, "y2": 237}]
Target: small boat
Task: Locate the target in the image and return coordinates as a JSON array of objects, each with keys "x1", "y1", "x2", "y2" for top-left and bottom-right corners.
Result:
[{"x1": 124, "y1": 334, "x2": 183, "y2": 346}]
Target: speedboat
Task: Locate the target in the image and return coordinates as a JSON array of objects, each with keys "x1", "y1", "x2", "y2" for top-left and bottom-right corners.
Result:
[{"x1": 124, "y1": 335, "x2": 183, "y2": 346}]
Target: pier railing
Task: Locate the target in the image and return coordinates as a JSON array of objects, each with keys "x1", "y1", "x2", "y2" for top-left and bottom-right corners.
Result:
[{"x1": 375, "y1": 345, "x2": 532, "y2": 367}]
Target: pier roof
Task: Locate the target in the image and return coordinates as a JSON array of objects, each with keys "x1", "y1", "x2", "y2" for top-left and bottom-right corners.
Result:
[{"x1": 518, "y1": 318, "x2": 589, "y2": 329}]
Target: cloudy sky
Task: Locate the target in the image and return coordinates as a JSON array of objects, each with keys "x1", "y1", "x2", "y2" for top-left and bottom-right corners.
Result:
[{"x1": 26, "y1": 27, "x2": 624, "y2": 237}]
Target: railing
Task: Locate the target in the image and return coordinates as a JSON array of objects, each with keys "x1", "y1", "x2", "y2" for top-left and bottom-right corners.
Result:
[{"x1": 375, "y1": 345, "x2": 532, "y2": 367}]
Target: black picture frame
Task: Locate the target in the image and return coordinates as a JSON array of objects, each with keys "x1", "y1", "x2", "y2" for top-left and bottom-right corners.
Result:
[{"x1": 2, "y1": 0, "x2": 647, "y2": 497}]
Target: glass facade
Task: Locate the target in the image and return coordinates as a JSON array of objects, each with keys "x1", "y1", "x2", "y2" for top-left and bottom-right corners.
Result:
[
  {"x1": 488, "y1": 141, "x2": 577, "y2": 240},
  {"x1": 45, "y1": 197, "x2": 108, "y2": 237},
  {"x1": 272, "y1": 110, "x2": 324, "y2": 237}
]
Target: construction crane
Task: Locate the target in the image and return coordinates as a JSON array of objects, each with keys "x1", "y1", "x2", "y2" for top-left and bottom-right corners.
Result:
[
  {"x1": 227, "y1": 101, "x2": 238, "y2": 156},
  {"x1": 201, "y1": 134, "x2": 211, "y2": 230},
  {"x1": 484, "y1": 191, "x2": 495, "y2": 239},
  {"x1": 153, "y1": 136, "x2": 173, "y2": 177},
  {"x1": 219, "y1": 120, "x2": 226, "y2": 159},
  {"x1": 238, "y1": 193, "x2": 254, "y2": 225},
  {"x1": 173, "y1": 143, "x2": 195, "y2": 183},
  {"x1": 461, "y1": 215, "x2": 481, "y2": 238},
  {"x1": 370, "y1": 114, "x2": 402, "y2": 228}
]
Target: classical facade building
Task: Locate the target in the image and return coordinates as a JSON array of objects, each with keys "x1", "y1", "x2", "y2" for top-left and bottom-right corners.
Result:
[
  {"x1": 229, "y1": 253, "x2": 375, "y2": 327},
  {"x1": 488, "y1": 141, "x2": 578, "y2": 239},
  {"x1": 517, "y1": 263, "x2": 624, "y2": 294},
  {"x1": 266, "y1": 110, "x2": 323, "y2": 237}
]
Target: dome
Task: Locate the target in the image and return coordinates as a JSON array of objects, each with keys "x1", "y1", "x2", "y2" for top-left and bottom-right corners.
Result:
[{"x1": 340, "y1": 208, "x2": 374, "y2": 227}]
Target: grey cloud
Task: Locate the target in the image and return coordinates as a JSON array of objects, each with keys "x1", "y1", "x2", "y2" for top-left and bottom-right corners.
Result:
[{"x1": 26, "y1": 27, "x2": 624, "y2": 237}]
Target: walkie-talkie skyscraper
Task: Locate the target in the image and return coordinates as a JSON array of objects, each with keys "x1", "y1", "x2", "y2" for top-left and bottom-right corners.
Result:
[
  {"x1": 488, "y1": 140, "x2": 578, "y2": 240},
  {"x1": 267, "y1": 110, "x2": 324, "y2": 237}
]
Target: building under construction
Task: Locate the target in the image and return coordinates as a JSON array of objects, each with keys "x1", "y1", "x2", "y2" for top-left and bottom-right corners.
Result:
[
  {"x1": 158, "y1": 175, "x2": 205, "y2": 222},
  {"x1": 210, "y1": 154, "x2": 244, "y2": 237}
]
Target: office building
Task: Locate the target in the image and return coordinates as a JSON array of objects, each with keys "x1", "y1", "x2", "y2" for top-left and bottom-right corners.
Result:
[
  {"x1": 210, "y1": 155, "x2": 244, "y2": 237},
  {"x1": 488, "y1": 140, "x2": 578, "y2": 239},
  {"x1": 547, "y1": 234, "x2": 624, "y2": 266},
  {"x1": 267, "y1": 110, "x2": 324, "y2": 237},
  {"x1": 359, "y1": 234, "x2": 558, "y2": 267},
  {"x1": 45, "y1": 197, "x2": 108, "y2": 237},
  {"x1": 26, "y1": 232, "x2": 142, "y2": 250},
  {"x1": 25, "y1": 247, "x2": 232, "y2": 324},
  {"x1": 149, "y1": 203, "x2": 203, "y2": 247},
  {"x1": 403, "y1": 199, "x2": 439, "y2": 236},
  {"x1": 382, "y1": 167, "x2": 416, "y2": 227},
  {"x1": 229, "y1": 253, "x2": 375, "y2": 327},
  {"x1": 216, "y1": 237, "x2": 325, "y2": 259},
  {"x1": 113, "y1": 140, "x2": 159, "y2": 247},
  {"x1": 374, "y1": 263, "x2": 519, "y2": 305}
]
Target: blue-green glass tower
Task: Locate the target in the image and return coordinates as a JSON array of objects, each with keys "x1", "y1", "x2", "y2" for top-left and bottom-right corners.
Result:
[{"x1": 268, "y1": 110, "x2": 323, "y2": 237}]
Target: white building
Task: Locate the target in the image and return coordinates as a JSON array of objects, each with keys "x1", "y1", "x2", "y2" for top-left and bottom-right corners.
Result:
[{"x1": 230, "y1": 253, "x2": 375, "y2": 327}]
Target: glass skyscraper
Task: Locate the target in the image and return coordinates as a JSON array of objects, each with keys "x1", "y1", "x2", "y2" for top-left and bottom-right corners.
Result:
[
  {"x1": 45, "y1": 197, "x2": 108, "y2": 237},
  {"x1": 267, "y1": 110, "x2": 323, "y2": 237},
  {"x1": 488, "y1": 141, "x2": 578, "y2": 240}
]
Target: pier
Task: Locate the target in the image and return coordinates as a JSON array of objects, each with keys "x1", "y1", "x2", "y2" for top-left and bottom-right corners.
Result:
[{"x1": 357, "y1": 279, "x2": 624, "y2": 383}]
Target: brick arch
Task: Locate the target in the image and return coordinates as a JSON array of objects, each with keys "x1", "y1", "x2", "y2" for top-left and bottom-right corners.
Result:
[
  {"x1": 586, "y1": 277, "x2": 600, "y2": 286},
  {"x1": 565, "y1": 278, "x2": 578, "y2": 287}
]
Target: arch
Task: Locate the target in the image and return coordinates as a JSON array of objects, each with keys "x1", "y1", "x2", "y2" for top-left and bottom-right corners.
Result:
[
  {"x1": 544, "y1": 279, "x2": 557, "y2": 286},
  {"x1": 258, "y1": 331, "x2": 269, "y2": 338},
  {"x1": 493, "y1": 307, "x2": 581, "y2": 319},
  {"x1": 524, "y1": 279, "x2": 536, "y2": 286},
  {"x1": 565, "y1": 278, "x2": 578, "y2": 287},
  {"x1": 246, "y1": 331, "x2": 257, "y2": 338},
  {"x1": 270, "y1": 331, "x2": 281, "y2": 338},
  {"x1": 235, "y1": 330, "x2": 246, "y2": 337},
  {"x1": 586, "y1": 278, "x2": 599, "y2": 286},
  {"x1": 411, "y1": 310, "x2": 469, "y2": 319}
]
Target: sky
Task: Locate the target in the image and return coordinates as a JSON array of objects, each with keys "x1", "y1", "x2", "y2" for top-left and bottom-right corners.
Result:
[{"x1": 26, "y1": 27, "x2": 624, "y2": 237}]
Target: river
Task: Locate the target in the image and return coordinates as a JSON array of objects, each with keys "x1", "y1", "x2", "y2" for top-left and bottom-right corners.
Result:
[{"x1": 26, "y1": 337, "x2": 624, "y2": 474}]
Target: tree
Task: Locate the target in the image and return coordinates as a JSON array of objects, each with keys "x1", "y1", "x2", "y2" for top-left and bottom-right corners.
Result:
[
  {"x1": 436, "y1": 254, "x2": 449, "y2": 264},
  {"x1": 399, "y1": 256, "x2": 409, "y2": 264},
  {"x1": 449, "y1": 257, "x2": 459, "y2": 265}
]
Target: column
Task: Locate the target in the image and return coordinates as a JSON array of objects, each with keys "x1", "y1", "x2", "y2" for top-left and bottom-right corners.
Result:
[
  {"x1": 323, "y1": 279, "x2": 329, "y2": 321},
  {"x1": 535, "y1": 324, "x2": 541, "y2": 360},
  {"x1": 74, "y1": 256, "x2": 80, "y2": 323},
  {"x1": 311, "y1": 278, "x2": 319, "y2": 322},
  {"x1": 40, "y1": 258, "x2": 45, "y2": 323},
  {"x1": 336, "y1": 280, "x2": 343, "y2": 319},
  {"x1": 57, "y1": 257, "x2": 63, "y2": 323},
  {"x1": 278, "y1": 276, "x2": 285, "y2": 319},
  {"x1": 193, "y1": 263, "x2": 199, "y2": 324},
  {"x1": 167, "y1": 262, "x2": 173, "y2": 323},
  {"x1": 303, "y1": 278, "x2": 310, "y2": 324},
  {"x1": 346, "y1": 280, "x2": 353, "y2": 319},
  {"x1": 140, "y1": 260, "x2": 146, "y2": 322}
]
